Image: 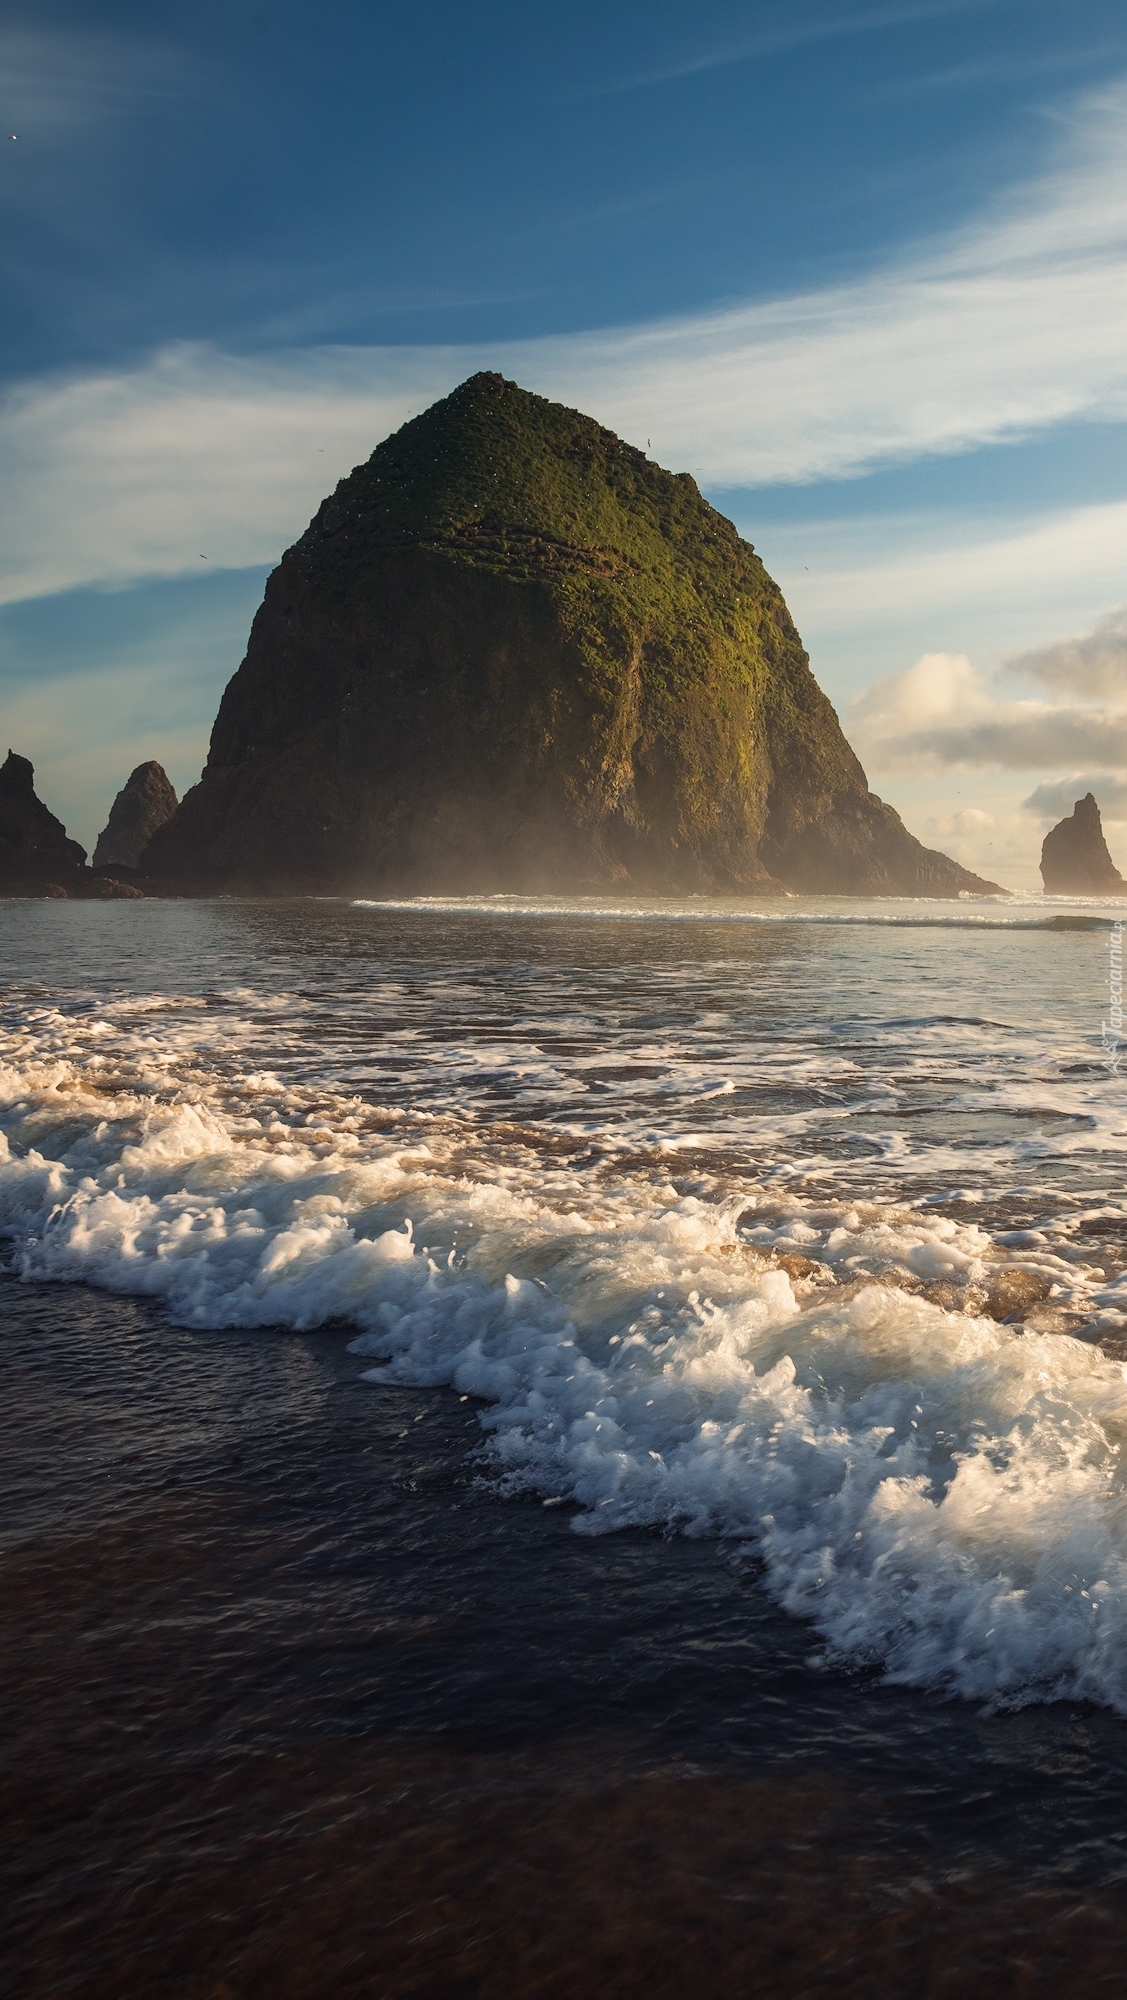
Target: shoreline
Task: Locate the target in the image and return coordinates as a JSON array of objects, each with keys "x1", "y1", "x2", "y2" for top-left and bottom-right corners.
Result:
[{"x1": 7, "y1": 1275, "x2": 1127, "y2": 1996}]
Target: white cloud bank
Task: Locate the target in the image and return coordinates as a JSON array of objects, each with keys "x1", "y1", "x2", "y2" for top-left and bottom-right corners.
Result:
[
  {"x1": 5, "y1": 75, "x2": 1127, "y2": 602},
  {"x1": 1005, "y1": 605, "x2": 1127, "y2": 696},
  {"x1": 849, "y1": 649, "x2": 1127, "y2": 775}
]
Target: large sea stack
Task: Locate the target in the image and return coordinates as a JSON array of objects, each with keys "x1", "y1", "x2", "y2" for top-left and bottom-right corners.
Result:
[
  {"x1": 146, "y1": 375, "x2": 1003, "y2": 897},
  {"x1": 1040, "y1": 794, "x2": 1125, "y2": 894}
]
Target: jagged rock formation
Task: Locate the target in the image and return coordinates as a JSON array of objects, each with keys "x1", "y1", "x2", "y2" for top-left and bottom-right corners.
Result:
[
  {"x1": 0, "y1": 750, "x2": 147, "y2": 898},
  {"x1": 94, "y1": 761, "x2": 178, "y2": 868},
  {"x1": 1041, "y1": 793, "x2": 1125, "y2": 894},
  {"x1": 145, "y1": 374, "x2": 1004, "y2": 898},
  {"x1": 0, "y1": 751, "x2": 87, "y2": 887}
]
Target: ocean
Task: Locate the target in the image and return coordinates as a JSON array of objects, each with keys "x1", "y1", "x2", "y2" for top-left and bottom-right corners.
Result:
[{"x1": 5, "y1": 891, "x2": 1127, "y2": 1995}]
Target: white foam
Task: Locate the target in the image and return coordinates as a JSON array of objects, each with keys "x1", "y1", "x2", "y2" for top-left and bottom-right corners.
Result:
[
  {"x1": 4, "y1": 1011, "x2": 1127, "y2": 1714},
  {"x1": 350, "y1": 890, "x2": 1126, "y2": 927}
]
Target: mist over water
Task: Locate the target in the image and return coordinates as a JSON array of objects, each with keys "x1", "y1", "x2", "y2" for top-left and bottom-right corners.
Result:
[{"x1": 4, "y1": 892, "x2": 1127, "y2": 1714}]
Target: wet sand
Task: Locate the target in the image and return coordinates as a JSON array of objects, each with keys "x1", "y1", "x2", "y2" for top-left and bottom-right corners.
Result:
[{"x1": 5, "y1": 1275, "x2": 1127, "y2": 1998}]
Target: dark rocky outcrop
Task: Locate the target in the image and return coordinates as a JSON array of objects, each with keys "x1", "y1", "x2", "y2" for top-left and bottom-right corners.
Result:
[
  {"x1": 0, "y1": 750, "x2": 87, "y2": 888},
  {"x1": 80, "y1": 875, "x2": 147, "y2": 899},
  {"x1": 94, "y1": 761, "x2": 178, "y2": 868},
  {"x1": 145, "y1": 374, "x2": 1004, "y2": 898},
  {"x1": 0, "y1": 750, "x2": 148, "y2": 898},
  {"x1": 1041, "y1": 794, "x2": 1125, "y2": 894}
]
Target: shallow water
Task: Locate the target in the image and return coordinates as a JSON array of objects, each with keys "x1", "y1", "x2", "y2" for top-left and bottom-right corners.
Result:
[{"x1": 4, "y1": 893, "x2": 1127, "y2": 1990}]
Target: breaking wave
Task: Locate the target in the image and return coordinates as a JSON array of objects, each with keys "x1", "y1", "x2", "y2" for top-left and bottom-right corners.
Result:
[{"x1": 4, "y1": 989, "x2": 1127, "y2": 1715}]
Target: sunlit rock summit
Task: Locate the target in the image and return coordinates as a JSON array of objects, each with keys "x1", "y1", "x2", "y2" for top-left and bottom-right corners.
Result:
[
  {"x1": 1040, "y1": 794, "x2": 1125, "y2": 895},
  {"x1": 146, "y1": 374, "x2": 1003, "y2": 897}
]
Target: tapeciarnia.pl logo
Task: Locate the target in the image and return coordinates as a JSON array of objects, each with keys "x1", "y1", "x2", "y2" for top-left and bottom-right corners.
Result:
[{"x1": 1103, "y1": 919, "x2": 1124, "y2": 1074}]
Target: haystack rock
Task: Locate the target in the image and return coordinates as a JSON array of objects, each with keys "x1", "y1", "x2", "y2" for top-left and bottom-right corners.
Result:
[
  {"x1": 145, "y1": 374, "x2": 1005, "y2": 898},
  {"x1": 0, "y1": 750, "x2": 86, "y2": 888},
  {"x1": 94, "y1": 760, "x2": 178, "y2": 868},
  {"x1": 1040, "y1": 793, "x2": 1125, "y2": 894}
]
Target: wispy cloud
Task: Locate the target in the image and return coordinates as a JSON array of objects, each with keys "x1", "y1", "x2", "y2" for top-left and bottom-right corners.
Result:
[
  {"x1": 765, "y1": 501, "x2": 1127, "y2": 661},
  {"x1": 0, "y1": 345, "x2": 456, "y2": 604},
  {"x1": 545, "y1": 77, "x2": 1127, "y2": 483},
  {"x1": 865, "y1": 43, "x2": 1125, "y2": 100},
  {"x1": 4, "y1": 74, "x2": 1127, "y2": 602},
  {"x1": 608, "y1": 1, "x2": 1001, "y2": 93},
  {"x1": 0, "y1": 28, "x2": 194, "y2": 132}
]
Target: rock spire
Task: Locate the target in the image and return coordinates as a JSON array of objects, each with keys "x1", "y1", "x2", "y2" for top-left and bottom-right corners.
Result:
[
  {"x1": 0, "y1": 751, "x2": 87, "y2": 885},
  {"x1": 94, "y1": 761, "x2": 178, "y2": 868},
  {"x1": 1040, "y1": 793, "x2": 1125, "y2": 894}
]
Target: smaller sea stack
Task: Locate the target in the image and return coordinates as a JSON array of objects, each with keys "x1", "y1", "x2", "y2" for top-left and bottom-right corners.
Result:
[
  {"x1": 0, "y1": 750, "x2": 147, "y2": 898},
  {"x1": 1040, "y1": 794, "x2": 1125, "y2": 895},
  {"x1": 94, "y1": 761, "x2": 178, "y2": 868},
  {"x1": 0, "y1": 750, "x2": 87, "y2": 886}
]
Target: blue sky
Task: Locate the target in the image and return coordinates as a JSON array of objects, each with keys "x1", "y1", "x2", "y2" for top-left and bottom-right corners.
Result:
[{"x1": 4, "y1": 0, "x2": 1127, "y2": 885}]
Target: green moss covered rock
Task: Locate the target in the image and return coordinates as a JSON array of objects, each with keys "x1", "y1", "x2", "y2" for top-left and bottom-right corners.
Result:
[{"x1": 147, "y1": 374, "x2": 1002, "y2": 897}]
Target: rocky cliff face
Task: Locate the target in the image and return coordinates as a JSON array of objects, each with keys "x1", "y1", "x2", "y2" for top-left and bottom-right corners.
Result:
[
  {"x1": 1041, "y1": 794, "x2": 1125, "y2": 894},
  {"x1": 0, "y1": 751, "x2": 87, "y2": 885},
  {"x1": 146, "y1": 374, "x2": 1003, "y2": 898},
  {"x1": 94, "y1": 761, "x2": 178, "y2": 868}
]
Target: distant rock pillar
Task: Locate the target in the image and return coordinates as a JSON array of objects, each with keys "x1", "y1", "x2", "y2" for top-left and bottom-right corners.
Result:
[
  {"x1": 0, "y1": 749, "x2": 87, "y2": 884},
  {"x1": 1040, "y1": 793, "x2": 1125, "y2": 894},
  {"x1": 94, "y1": 761, "x2": 179, "y2": 868}
]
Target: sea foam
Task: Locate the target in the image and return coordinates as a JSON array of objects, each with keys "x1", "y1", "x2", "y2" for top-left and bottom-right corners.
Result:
[{"x1": 4, "y1": 1020, "x2": 1127, "y2": 1714}]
